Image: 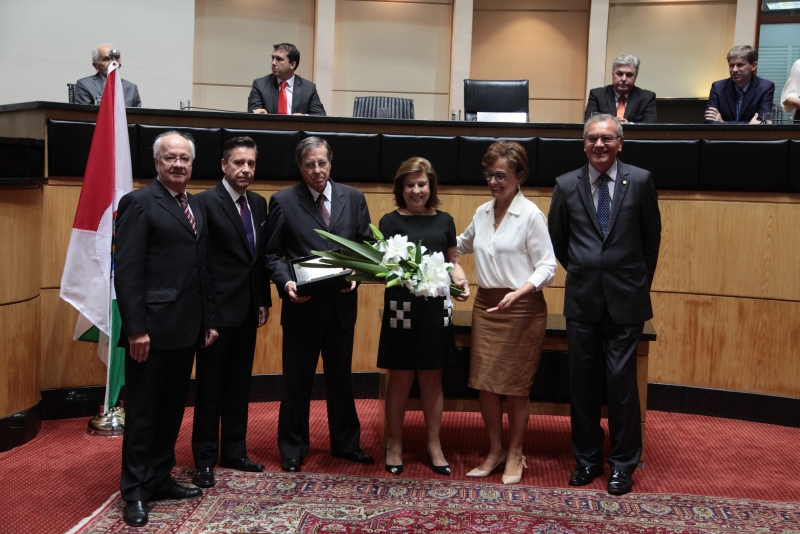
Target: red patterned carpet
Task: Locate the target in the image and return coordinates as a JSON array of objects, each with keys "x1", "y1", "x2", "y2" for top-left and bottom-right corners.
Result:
[{"x1": 2, "y1": 400, "x2": 800, "y2": 533}]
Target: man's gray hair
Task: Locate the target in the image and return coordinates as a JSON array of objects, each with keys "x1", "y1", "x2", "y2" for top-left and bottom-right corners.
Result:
[
  {"x1": 611, "y1": 54, "x2": 640, "y2": 75},
  {"x1": 727, "y1": 45, "x2": 758, "y2": 64},
  {"x1": 584, "y1": 113, "x2": 624, "y2": 138},
  {"x1": 92, "y1": 44, "x2": 114, "y2": 63},
  {"x1": 295, "y1": 136, "x2": 332, "y2": 166},
  {"x1": 153, "y1": 131, "x2": 196, "y2": 159}
]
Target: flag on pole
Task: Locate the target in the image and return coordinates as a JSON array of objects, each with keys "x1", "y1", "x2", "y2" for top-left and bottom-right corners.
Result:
[{"x1": 60, "y1": 62, "x2": 133, "y2": 411}]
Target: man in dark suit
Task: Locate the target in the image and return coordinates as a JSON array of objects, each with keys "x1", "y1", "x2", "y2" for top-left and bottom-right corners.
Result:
[
  {"x1": 115, "y1": 131, "x2": 218, "y2": 527},
  {"x1": 264, "y1": 136, "x2": 373, "y2": 472},
  {"x1": 247, "y1": 43, "x2": 326, "y2": 116},
  {"x1": 704, "y1": 45, "x2": 775, "y2": 124},
  {"x1": 190, "y1": 137, "x2": 272, "y2": 488},
  {"x1": 584, "y1": 55, "x2": 656, "y2": 123},
  {"x1": 74, "y1": 44, "x2": 141, "y2": 107},
  {"x1": 548, "y1": 114, "x2": 661, "y2": 496}
]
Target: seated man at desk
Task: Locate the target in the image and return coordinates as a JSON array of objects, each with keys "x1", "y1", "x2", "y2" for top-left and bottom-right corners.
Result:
[
  {"x1": 247, "y1": 43, "x2": 326, "y2": 116},
  {"x1": 74, "y1": 44, "x2": 141, "y2": 108},
  {"x1": 584, "y1": 55, "x2": 656, "y2": 123},
  {"x1": 704, "y1": 45, "x2": 774, "y2": 124}
]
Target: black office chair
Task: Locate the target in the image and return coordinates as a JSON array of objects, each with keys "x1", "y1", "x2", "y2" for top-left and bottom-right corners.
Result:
[
  {"x1": 463, "y1": 79, "x2": 529, "y2": 121},
  {"x1": 353, "y1": 96, "x2": 414, "y2": 119},
  {"x1": 67, "y1": 83, "x2": 76, "y2": 104}
]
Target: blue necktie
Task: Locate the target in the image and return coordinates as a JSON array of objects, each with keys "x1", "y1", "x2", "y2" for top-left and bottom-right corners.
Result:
[
  {"x1": 237, "y1": 196, "x2": 255, "y2": 256},
  {"x1": 597, "y1": 173, "x2": 611, "y2": 237}
]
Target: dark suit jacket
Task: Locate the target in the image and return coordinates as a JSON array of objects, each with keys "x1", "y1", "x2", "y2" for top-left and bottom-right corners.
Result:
[
  {"x1": 74, "y1": 73, "x2": 141, "y2": 107},
  {"x1": 584, "y1": 86, "x2": 657, "y2": 123},
  {"x1": 704, "y1": 75, "x2": 775, "y2": 124},
  {"x1": 193, "y1": 182, "x2": 272, "y2": 328},
  {"x1": 548, "y1": 160, "x2": 661, "y2": 325},
  {"x1": 247, "y1": 74, "x2": 326, "y2": 115},
  {"x1": 264, "y1": 180, "x2": 371, "y2": 329},
  {"x1": 115, "y1": 179, "x2": 215, "y2": 349}
]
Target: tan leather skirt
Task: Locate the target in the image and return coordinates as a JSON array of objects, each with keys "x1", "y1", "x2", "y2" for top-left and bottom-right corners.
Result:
[{"x1": 469, "y1": 287, "x2": 548, "y2": 396}]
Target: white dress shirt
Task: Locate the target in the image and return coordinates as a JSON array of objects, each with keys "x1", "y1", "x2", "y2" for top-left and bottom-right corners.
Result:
[
  {"x1": 222, "y1": 178, "x2": 255, "y2": 247},
  {"x1": 158, "y1": 177, "x2": 194, "y2": 218},
  {"x1": 588, "y1": 160, "x2": 618, "y2": 210},
  {"x1": 457, "y1": 190, "x2": 557, "y2": 291},
  {"x1": 278, "y1": 75, "x2": 295, "y2": 114}
]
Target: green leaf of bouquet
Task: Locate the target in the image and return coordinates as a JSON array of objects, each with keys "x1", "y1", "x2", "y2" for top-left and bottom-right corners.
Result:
[
  {"x1": 347, "y1": 273, "x2": 382, "y2": 282},
  {"x1": 312, "y1": 250, "x2": 375, "y2": 264},
  {"x1": 450, "y1": 283, "x2": 464, "y2": 297},
  {"x1": 314, "y1": 229, "x2": 384, "y2": 263},
  {"x1": 369, "y1": 223, "x2": 384, "y2": 241},
  {"x1": 386, "y1": 278, "x2": 401, "y2": 288},
  {"x1": 415, "y1": 240, "x2": 423, "y2": 263}
]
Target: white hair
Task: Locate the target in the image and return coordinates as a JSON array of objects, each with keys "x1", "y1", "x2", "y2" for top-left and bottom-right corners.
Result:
[
  {"x1": 153, "y1": 131, "x2": 196, "y2": 159},
  {"x1": 584, "y1": 113, "x2": 624, "y2": 137},
  {"x1": 92, "y1": 44, "x2": 115, "y2": 63},
  {"x1": 611, "y1": 54, "x2": 640, "y2": 75}
]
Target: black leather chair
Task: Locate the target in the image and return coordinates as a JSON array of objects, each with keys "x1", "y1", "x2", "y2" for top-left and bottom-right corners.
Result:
[
  {"x1": 137, "y1": 125, "x2": 221, "y2": 180},
  {"x1": 223, "y1": 129, "x2": 302, "y2": 181},
  {"x1": 622, "y1": 140, "x2": 700, "y2": 190},
  {"x1": 699, "y1": 140, "x2": 789, "y2": 192},
  {"x1": 0, "y1": 138, "x2": 44, "y2": 179},
  {"x1": 789, "y1": 140, "x2": 800, "y2": 193},
  {"x1": 67, "y1": 83, "x2": 76, "y2": 104},
  {"x1": 303, "y1": 131, "x2": 380, "y2": 183},
  {"x1": 380, "y1": 134, "x2": 458, "y2": 184},
  {"x1": 353, "y1": 96, "x2": 414, "y2": 119},
  {"x1": 48, "y1": 120, "x2": 138, "y2": 178},
  {"x1": 535, "y1": 138, "x2": 586, "y2": 186},
  {"x1": 457, "y1": 136, "x2": 538, "y2": 186},
  {"x1": 464, "y1": 80, "x2": 529, "y2": 122}
]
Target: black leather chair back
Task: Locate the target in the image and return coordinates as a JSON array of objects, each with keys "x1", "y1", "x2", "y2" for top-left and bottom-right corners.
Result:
[
  {"x1": 700, "y1": 140, "x2": 789, "y2": 192},
  {"x1": 303, "y1": 131, "x2": 380, "y2": 183},
  {"x1": 535, "y1": 138, "x2": 586, "y2": 186},
  {"x1": 464, "y1": 79, "x2": 529, "y2": 121},
  {"x1": 622, "y1": 139, "x2": 700, "y2": 190},
  {"x1": 789, "y1": 140, "x2": 800, "y2": 193},
  {"x1": 353, "y1": 97, "x2": 415, "y2": 119},
  {"x1": 380, "y1": 134, "x2": 458, "y2": 184},
  {"x1": 48, "y1": 119, "x2": 138, "y2": 177},
  {"x1": 457, "y1": 136, "x2": 537, "y2": 186},
  {"x1": 138, "y1": 125, "x2": 221, "y2": 180}
]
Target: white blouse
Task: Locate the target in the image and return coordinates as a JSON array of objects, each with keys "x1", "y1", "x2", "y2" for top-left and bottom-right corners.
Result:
[{"x1": 457, "y1": 191, "x2": 557, "y2": 291}]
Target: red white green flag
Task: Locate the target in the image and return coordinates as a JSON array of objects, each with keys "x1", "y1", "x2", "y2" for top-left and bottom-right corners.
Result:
[{"x1": 60, "y1": 62, "x2": 132, "y2": 410}]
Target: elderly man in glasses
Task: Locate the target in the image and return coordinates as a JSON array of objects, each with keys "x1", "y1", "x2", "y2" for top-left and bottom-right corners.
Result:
[
  {"x1": 264, "y1": 136, "x2": 374, "y2": 473},
  {"x1": 74, "y1": 43, "x2": 141, "y2": 107},
  {"x1": 548, "y1": 114, "x2": 661, "y2": 496}
]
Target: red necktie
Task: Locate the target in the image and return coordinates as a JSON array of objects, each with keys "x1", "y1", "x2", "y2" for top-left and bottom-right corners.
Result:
[
  {"x1": 278, "y1": 81, "x2": 288, "y2": 115},
  {"x1": 616, "y1": 95, "x2": 626, "y2": 119}
]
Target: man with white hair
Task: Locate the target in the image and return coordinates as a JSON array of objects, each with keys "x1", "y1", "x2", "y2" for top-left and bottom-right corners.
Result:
[
  {"x1": 584, "y1": 55, "x2": 656, "y2": 123},
  {"x1": 74, "y1": 43, "x2": 141, "y2": 107}
]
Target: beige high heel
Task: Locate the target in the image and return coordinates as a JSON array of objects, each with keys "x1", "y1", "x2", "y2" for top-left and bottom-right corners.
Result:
[
  {"x1": 501, "y1": 455, "x2": 527, "y2": 485},
  {"x1": 466, "y1": 450, "x2": 507, "y2": 478}
]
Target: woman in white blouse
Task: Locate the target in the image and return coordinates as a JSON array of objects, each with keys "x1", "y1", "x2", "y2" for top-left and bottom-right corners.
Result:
[
  {"x1": 782, "y1": 59, "x2": 800, "y2": 122},
  {"x1": 457, "y1": 140, "x2": 557, "y2": 485}
]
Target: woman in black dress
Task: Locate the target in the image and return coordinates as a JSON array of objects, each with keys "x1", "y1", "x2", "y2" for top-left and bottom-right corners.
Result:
[{"x1": 378, "y1": 157, "x2": 470, "y2": 476}]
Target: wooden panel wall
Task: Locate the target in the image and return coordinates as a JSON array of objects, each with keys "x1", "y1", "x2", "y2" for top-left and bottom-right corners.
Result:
[{"x1": 0, "y1": 298, "x2": 41, "y2": 417}]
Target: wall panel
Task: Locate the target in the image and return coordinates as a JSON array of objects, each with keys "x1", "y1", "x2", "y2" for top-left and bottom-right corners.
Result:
[
  {"x1": 0, "y1": 298, "x2": 40, "y2": 418},
  {"x1": 0, "y1": 187, "x2": 41, "y2": 304}
]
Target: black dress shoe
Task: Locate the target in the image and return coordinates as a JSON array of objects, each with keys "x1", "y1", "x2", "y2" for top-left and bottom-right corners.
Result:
[
  {"x1": 150, "y1": 477, "x2": 203, "y2": 500},
  {"x1": 192, "y1": 467, "x2": 216, "y2": 488},
  {"x1": 607, "y1": 469, "x2": 633, "y2": 495},
  {"x1": 123, "y1": 500, "x2": 148, "y2": 527},
  {"x1": 569, "y1": 465, "x2": 604, "y2": 486},
  {"x1": 220, "y1": 457, "x2": 265, "y2": 472},
  {"x1": 332, "y1": 450, "x2": 375, "y2": 465},
  {"x1": 281, "y1": 458, "x2": 301, "y2": 472}
]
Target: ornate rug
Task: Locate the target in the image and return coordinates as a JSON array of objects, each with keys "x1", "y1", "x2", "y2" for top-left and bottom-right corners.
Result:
[{"x1": 69, "y1": 467, "x2": 800, "y2": 533}]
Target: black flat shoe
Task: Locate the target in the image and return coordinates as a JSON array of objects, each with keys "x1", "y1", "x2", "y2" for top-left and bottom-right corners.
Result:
[
  {"x1": 281, "y1": 458, "x2": 301, "y2": 472},
  {"x1": 192, "y1": 467, "x2": 216, "y2": 488},
  {"x1": 607, "y1": 469, "x2": 633, "y2": 495},
  {"x1": 569, "y1": 465, "x2": 603, "y2": 486},
  {"x1": 220, "y1": 457, "x2": 265, "y2": 472},
  {"x1": 332, "y1": 450, "x2": 375, "y2": 465},
  {"x1": 426, "y1": 445, "x2": 451, "y2": 476},
  {"x1": 123, "y1": 500, "x2": 148, "y2": 527}
]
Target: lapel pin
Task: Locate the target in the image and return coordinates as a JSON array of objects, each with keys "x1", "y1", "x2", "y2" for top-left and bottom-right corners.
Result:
[{"x1": 623, "y1": 180, "x2": 627, "y2": 185}]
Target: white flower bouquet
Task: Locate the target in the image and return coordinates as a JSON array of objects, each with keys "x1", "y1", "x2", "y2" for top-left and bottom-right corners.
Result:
[{"x1": 300, "y1": 224, "x2": 464, "y2": 297}]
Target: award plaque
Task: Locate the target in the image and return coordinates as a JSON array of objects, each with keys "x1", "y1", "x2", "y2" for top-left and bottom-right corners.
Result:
[{"x1": 288, "y1": 254, "x2": 350, "y2": 296}]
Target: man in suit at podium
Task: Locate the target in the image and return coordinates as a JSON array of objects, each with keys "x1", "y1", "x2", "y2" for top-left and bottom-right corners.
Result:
[
  {"x1": 74, "y1": 44, "x2": 141, "y2": 107},
  {"x1": 704, "y1": 45, "x2": 775, "y2": 124},
  {"x1": 548, "y1": 114, "x2": 661, "y2": 496},
  {"x1": 247, "y1": 43, "x2": 326, "y2": 116},
  {"x1": 584, "y1": 55, "x2": 656, "y2": 123},
  {"x1": 190, "y1": 136, "x2": 272, "y2": 489},
  {"x1": 115, "y1": 131, "x2": 218, "y2": 527},
  {"x1": 264, "y1": 136, "x2": 373, "y2": 473}
]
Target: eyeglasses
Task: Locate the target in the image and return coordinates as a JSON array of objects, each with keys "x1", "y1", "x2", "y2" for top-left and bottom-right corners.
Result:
[
  {"x1": 482, "y1": 170, "x2": 508, "y2": 183},
  {"x1": 584, "y1": 135, "x2": 620, "y2": 145},
  {"x1": 303, "y1": 160, "x2": 330, "y2": 171},
  {"x1": 159, "y1": 155, "x2": 193, "y2": 165}
]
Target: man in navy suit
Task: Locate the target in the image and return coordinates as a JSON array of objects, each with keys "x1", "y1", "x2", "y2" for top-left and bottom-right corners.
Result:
[
  {"x1": 190, "y1": 137, "x2": 272, "y2": 488},
  {"x1": 74, "y1": 44, "x2": 141, "y2": 107},
  {"x1": 704, "y1": 45, "x2": 775, "y2": 124},
  {"x1": 247, "y1": 43, "x2": 326, "y2": 116},
  {"x1": 264, "y1": 136, "x2": 373, "y2": 472},
  {"x1": 584, "y1": 55, "x2": 657, "y2": 123},
  {"x1": 548, "y1": 114, "x2": 661, "y2": 496},
  {"x1": 115, "y1": 131, "x2": 217, "y2": 527}
]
